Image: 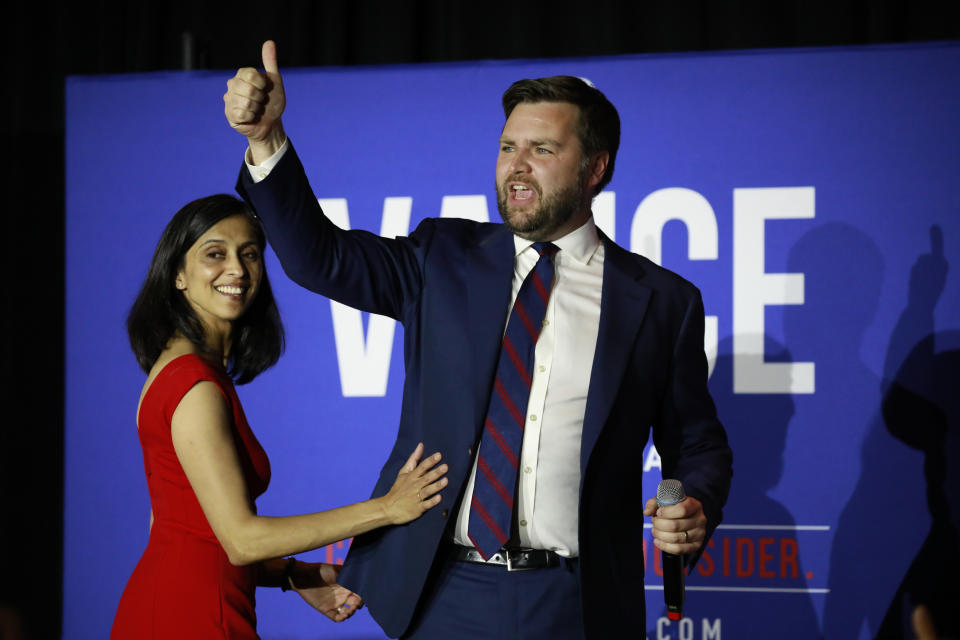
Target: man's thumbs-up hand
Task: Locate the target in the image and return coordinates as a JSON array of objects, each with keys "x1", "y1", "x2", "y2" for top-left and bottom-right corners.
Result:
[{"x1": 224, "y1": 40, "x2": 287, "y2": 164}]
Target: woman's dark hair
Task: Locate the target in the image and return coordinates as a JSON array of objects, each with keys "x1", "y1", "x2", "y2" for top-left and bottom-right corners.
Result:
[{"x1": 127, "y1": 194, "x2": 284, "y2": 384}]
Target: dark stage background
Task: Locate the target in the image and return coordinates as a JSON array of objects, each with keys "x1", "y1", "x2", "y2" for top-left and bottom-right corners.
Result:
[{"x1": 5, "y1": 2, "x2": 960, "y2": 638}]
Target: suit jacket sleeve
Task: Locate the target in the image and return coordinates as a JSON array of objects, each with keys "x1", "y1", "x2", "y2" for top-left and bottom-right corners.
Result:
[
  {"x1": 654, "y1": 286, "x2": 732, "y2": 565},
  {"x1": 235, "y1": 142, "x2": 431, "y2": 320}
]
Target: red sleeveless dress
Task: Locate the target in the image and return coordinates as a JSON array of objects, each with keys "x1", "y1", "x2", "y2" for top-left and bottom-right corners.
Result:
[{"x1": 111, "y1": 354, "x2": 271, "y2": 639}]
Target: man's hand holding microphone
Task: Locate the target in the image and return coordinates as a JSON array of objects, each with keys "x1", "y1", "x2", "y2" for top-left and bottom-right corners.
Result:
[{"x1": 644, "y1": 479, "x2": 708, "y2": 621}]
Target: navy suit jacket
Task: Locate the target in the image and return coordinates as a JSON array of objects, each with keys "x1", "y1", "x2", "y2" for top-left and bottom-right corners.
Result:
[{"x1": 238, "y1": 144, "x2": 732, "y2": 638}]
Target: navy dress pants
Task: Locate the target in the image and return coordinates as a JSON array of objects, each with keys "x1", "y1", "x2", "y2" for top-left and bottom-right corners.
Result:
[{"x1": 402, "y1": 551, "x2": 585, "y2": 640}]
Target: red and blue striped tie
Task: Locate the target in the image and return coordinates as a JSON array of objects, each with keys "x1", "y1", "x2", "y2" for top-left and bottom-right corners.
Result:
[{"x1": 468, "y1": 242, "x2": 559, "y2": 560}]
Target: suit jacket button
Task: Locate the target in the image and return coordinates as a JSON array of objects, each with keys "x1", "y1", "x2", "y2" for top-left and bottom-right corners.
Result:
[
  {"x1": 467, "y1": 446, "x2": 474, "y2": 456},
  {"x1": 441, "y1": 508, "x2": 449, "y2": 519}
]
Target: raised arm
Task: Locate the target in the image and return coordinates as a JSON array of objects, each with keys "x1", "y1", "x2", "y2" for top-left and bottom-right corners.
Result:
[
  {"x1": 226, "y1": 41, "x2": 428, "y2": 320},
  {"x1": 170, "y1": 381, "x2": 448, "y2": 566}
]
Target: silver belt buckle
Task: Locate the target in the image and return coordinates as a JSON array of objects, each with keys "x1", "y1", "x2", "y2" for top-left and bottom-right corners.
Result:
[{"x1": 505, "y1": 549, "x2": 532, "y2": 572}]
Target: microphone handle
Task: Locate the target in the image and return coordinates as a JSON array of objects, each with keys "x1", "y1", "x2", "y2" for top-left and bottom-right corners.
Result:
[{"x1": 662, "y1": 550, "x2": 685, "y2": 621}]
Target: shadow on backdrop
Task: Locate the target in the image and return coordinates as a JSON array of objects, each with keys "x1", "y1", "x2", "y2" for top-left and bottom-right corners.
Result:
[
  {"x1": 874, "y1": 225, "x2": 959, "y2": 639},
  {"x1": 819, "y1": 224, "x2": 954, "y2": 639},
  {"x1": 645, "y1": 335, "x2": 820, "y2": 638},
  {"x1": 712, "y1": 336, "x2": 820, "y2": 638}
]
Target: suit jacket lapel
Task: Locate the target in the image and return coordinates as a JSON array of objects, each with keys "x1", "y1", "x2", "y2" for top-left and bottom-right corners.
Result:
[
  {"x1": 462, "y1": 225, "x2": 651, "y2": 468},
  {"x1": 465, "y1": 225, "x2": 516, "y2": 442},
  {"x1": 580, "y1": 234, "x2": 652, "y2": 472}
]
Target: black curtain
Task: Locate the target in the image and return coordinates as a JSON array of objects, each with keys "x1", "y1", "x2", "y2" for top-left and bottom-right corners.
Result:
[{"x1": 4, "y1": 1, "x2": 958, "y2": 637}]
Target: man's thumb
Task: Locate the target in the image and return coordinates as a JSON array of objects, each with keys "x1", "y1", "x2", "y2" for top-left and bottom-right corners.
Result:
[{"x1": 261, "y1": 40, "x2": 280, "y2": 75}]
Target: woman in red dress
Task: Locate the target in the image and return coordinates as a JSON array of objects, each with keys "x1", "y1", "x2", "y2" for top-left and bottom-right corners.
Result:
[{"x1": 111, "y1": 195, "x2": 448, "y2": 639}]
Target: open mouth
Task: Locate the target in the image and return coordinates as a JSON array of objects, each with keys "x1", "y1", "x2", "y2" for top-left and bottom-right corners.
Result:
[{"x1": 510, "y1": 183, "x2": 536, "y2": 202}]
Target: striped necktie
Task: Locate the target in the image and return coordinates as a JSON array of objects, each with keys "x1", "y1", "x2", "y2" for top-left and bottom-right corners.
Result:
[{"x1": 468, "y1": 241, "x2": 559, "y2": 560}]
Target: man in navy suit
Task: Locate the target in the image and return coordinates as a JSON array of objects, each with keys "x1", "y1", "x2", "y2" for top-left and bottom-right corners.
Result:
[{"x1": 226, "y1": 41, "x2": 732, "y2": 639}]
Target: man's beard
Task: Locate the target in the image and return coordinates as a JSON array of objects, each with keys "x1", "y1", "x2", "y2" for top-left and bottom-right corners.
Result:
[{"x1": 496, "y1": 170, "x2": 588, "y2": 241}]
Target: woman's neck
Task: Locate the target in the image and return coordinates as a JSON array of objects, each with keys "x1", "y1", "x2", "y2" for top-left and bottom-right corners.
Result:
[{"x1": 200, "y1": 320, "x2": 233, "y2": 366}]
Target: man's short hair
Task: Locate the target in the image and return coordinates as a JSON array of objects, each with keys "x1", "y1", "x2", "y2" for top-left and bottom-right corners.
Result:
[{"x1": 502, "y1": 76, "x2": 621, "y2": 195}]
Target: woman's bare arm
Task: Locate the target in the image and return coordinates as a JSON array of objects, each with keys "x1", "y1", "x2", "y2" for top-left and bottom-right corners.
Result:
[{"x1": 171, "y1": 381, "x2": 447, "y2": 566}]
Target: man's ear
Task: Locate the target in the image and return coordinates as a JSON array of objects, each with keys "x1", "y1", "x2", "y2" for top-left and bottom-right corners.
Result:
[{"x1": 586, "y1": 151, "x2": 609, "y2": 191}]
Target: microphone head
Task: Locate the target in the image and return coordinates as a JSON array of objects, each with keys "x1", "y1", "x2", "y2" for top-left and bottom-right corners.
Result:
[{"x1": 656, "y1": 479, "x2": 686, "y2": 506}]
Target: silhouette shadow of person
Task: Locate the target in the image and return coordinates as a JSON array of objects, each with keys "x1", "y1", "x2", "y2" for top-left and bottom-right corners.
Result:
[
  {"x1": 824, "y1": 224, "x2": 958, "y2": 639},
  {"x1": 647, "y1": 336, "x2": 820, "y2": 639},
  {"x1": 683, "y1": 336, "x2": 821, "y2": 639},
  {"x1": 803, "y1": 222, "x2": 930, "y2": 640},
  {"x1": 874, "y1": 225, "x2": 959, "y2": 639}
]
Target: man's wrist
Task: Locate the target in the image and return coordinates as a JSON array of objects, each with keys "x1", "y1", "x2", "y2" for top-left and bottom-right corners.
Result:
[
  {"x1": 245, "y1": 135, "x2": 290, "y2": 182},
  {"x1": 248, "y1": 124, "x2": 287, "y2": 166}
]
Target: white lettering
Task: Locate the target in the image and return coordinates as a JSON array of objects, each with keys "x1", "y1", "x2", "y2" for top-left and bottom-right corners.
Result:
[
  {"x1": 629, "y1": 188, "x2": 719, "y2": 378},
  {"x1": 380, "y1": 197, "x2": 414, "y2": 238},
  {"x1": 644, "y1": 445, "x2": 662, "y2": 472},
  {"x1": 318, "y1": 185, "x2": 815, "y2": 398},
  {"x1": 440, "y1": 195, "x2": 489, "y2": 222},
  {"x1": 658, "y1": 617, "x2": 672, "y2": 640},
  {"x1": 319, "y1": 197, "x2": 408, "y2": 397},
  {"x1": 630, "y1": 187, "x2": 718, "y2": 268},
  {"x1": 704, "y1": 315, "x2": 718, "y2": 379},
  {"x1": 319, "y1": 197, "x2": 349, "y2": 231},
  {"x1": 592, "y1": 191, "x2": 616, "y2": 240},
  {"x1": 655, "y1": 617, "x2": 723, "y2": 640},
  {"x1": 703, "y1": 618, "x2": 721, "y2": 640},
  {"x1": 732, "y1": 187, "x2": 815, "y2": 393}
]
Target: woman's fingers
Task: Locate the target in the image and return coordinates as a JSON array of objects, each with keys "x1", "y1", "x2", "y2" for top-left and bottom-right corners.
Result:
[
  {"x1": 418, "y1": 475, "x2": 449, "y2": 500},
  {"x1": 413, "y1": 450, "x2": 442, "y2": 475},
  {"x1": 400, "y1": 442, "x2": 425, "y2": 473}
]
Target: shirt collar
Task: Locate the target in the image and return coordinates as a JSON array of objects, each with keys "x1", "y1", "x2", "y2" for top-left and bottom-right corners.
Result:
[{"x1": 512, "y1": 216, "x2": 602, "y2": 265}]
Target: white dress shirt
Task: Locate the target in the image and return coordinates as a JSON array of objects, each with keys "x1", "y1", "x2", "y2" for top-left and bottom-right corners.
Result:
[
  {"x1": 453, "y1": 220, "x2": 604, "y2": 557},
  {"x1": 245, "y1": 142, "x2": 605, "y2": 558},
  {"x1": 245, "y1": 139, "x2": 289, "y2": 183}
]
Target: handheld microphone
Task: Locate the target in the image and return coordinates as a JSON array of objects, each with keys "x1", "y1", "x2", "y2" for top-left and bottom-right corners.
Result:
[{"x1": 656, "y1": 479, "x2": 686, "y2": 621}]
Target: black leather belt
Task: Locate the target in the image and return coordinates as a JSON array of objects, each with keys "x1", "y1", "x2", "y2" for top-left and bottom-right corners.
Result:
[{"x1": 448, "y1": 544, "x2": 565, "y2": 571}]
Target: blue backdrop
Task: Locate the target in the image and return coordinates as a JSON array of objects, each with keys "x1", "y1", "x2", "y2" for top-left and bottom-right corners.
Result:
[{"x1": 65, "y1": 42, "x2": 960, "y2": 639}]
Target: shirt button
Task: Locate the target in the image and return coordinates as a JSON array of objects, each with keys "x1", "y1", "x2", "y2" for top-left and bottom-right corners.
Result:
[
  {"x1": 519, "y1": 519, "x2": 527, "y2": 527},
  {"x1": 529, "y1": 414, "x2": 537, "y2": 422},
  {"x1": 542, "y1": 319, "x2": 550, "y2": 327},
  {"x1": 538, "y1": 365, "x2": 546, "y2": 372},
  {"x1": 524, "y1": 466, "x2": 533, "y2": 474}
]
